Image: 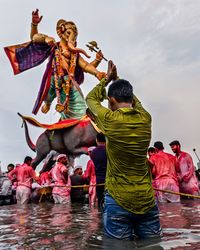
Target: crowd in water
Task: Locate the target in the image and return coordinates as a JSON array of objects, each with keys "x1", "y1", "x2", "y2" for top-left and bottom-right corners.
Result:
[
  {"x1": 148, "y1": 140, "x2": 200, "y2": 202},
  {"x1": 0, "y1": 136, "x2": 199, "y2": 207},
  {"x1": 0, "y1": 132, "x2": 107, "y2": 207}
]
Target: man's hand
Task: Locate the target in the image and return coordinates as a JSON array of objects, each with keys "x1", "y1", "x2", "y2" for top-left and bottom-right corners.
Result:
[
  {"x1": 106, "y1": 60, "x2": 118, "y2": 85},
  {"x1": 32, "y1": 9, "x2": 43, "y2": 25}
]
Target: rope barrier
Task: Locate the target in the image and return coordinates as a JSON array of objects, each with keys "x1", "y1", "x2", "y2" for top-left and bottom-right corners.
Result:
[
  {"x1": 38, "y1": 183, "x2": 200, "y2": 202},
  {"x1": 154, "y1": 188, "x2": 200, "y2": 199}
]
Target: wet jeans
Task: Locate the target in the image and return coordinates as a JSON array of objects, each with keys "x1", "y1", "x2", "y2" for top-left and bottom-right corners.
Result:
[{"x1": 103, "y1": 192, "x2": 162, "y2": 240}]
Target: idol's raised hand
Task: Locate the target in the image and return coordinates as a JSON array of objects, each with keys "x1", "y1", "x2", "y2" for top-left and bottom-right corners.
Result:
[{"x1": 32, "y1": 9, "x2": 43, "y2": 25}]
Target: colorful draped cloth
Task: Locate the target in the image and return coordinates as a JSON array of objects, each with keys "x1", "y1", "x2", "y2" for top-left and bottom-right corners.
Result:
[
  {"x1": 18, "y1": 113, "x2": 91, "y2": 130},
  {"x1": 4, "y1": 41, "x2": 84, "y2": 116}
]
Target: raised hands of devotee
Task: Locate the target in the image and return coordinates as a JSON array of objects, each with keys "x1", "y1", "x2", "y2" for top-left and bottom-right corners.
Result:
[
  {"x1": 105, "y1": 60, "x2": 118, "y2": 85},
  {"x1": 32, "y1": 9, "x2": 43, "y2": 25}
]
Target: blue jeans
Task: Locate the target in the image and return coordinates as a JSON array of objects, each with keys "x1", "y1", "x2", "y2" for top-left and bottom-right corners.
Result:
[{"x1": 103, "y1": 193, "x2": 162, "y2": 240}]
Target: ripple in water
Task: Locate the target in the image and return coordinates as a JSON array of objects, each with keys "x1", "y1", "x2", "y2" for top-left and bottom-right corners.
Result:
[{"x1": 0, "y1": 200, "x2": 199, "y2": 249}]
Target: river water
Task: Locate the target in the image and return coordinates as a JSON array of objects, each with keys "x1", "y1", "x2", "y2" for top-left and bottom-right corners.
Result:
[{"x1": 0, "y1": 200, "x2": 200, "y2": 250}]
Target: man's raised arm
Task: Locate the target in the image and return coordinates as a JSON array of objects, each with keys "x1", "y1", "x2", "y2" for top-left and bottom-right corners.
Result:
[{"x1": 85, "y1": 61, "x2": 118, "y2": 130}]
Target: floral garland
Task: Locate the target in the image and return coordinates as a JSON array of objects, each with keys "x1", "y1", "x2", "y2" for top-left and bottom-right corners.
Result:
[{"x1": 52, "y1": 47, "x2": 78, "y2": 114}]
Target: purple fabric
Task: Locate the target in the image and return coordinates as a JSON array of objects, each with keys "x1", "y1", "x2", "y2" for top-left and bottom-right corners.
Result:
[
  {"x1": 32, "y1": 51, "x2": 55, "y2": 114},
  {"x1": 74, "y1": 62, "x2": 84, "y2": 85},
  {"x1": 14, "y1": 41, "x2": 84, "y2": 114},
  {"x1": 16, "y1": 42, "x2": 52, "y2": 72}
]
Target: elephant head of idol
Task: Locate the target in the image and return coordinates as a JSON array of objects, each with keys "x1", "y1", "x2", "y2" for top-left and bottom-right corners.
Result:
[{"x1": 56, "y1": 19, "x2": 90, "y2": 58}]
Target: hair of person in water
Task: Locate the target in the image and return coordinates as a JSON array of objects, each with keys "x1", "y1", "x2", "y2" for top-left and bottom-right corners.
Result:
[
  {"x1": 169, "y1": 140, "x2": 181, "y2": 147},
  {"x1": 108, "y1": 79, "x2": 133, "y2": 103},
  {"x1": 154, "y1": 141, "x2": 164, "y2": 150},
  {"x1": 24, "y1": 156, "x2": 33, "y2": 164},
  {"x1": 96, "y1": 133, "x2": 106, "y2": 143},
  {"x1": 148, "y1": 147, "x2": 156, "y2": 154}
]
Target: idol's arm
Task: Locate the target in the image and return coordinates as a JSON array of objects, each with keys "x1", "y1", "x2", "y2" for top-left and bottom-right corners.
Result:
[
  {"x1": 32, "y1": 33, "x2": 56, "y2": 46},
  {"x1": 30, "y1": 23, "x2": 39, "y2": 40},
  {"x1": 78, "y1": 56, "x2": 106, "y2": 80},
  {"x1": 90, "y1": 50, "x2": 103, "y2": 68},
  {"x1": 30, "y1": 9, "x2": 43, "y2": 40}
]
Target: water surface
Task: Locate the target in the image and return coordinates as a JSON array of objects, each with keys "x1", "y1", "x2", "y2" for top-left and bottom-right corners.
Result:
[{"x1": 0, "y1": 200, "x2": 200, "y2": 249}]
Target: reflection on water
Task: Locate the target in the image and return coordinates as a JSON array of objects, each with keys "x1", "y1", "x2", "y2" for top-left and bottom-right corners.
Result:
[{"x1": 0, "y1": 200, "x2": 200, "y2": 249}]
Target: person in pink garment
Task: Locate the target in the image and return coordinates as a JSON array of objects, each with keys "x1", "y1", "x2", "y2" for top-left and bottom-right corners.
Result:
[
  {"x1": 147, "y1": 147, "x2": 157, "y2": 190},
  {"x1": 149, "y1": 141, "x2": 180, "y2": 202},
  {"x1": 169, "y1": 140, "x2": 199, "y2": 196},
  {"x1": 39, "y1": 171, "x2": 52, "y2": 186},
  {"x1": 50, "y1": 154, "x2": 71, "y2": 204},
  {"x1": 147, "y1": 147, "x2": 156, "y2": 158},
  {"x1": 8, "y1": 156, "x2": 38, "y2": 204},
  {"x1": 7, "y1": 163, "x2": 15, "y2": 173},
  {"x1": 83, "y1": 147, "x2": 97, "y2": 206}
]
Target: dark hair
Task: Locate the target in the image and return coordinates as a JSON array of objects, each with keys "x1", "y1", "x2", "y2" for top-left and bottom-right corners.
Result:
[
  {"x1": 148, "y1": 147, "x2": 156, "y2": 153},
  {"x1": 24, "y1": 156, "x2": 32, "y2": 164},
  {"x1": 169, "y1": 140, "x2": 180, "y2": 147},
  {"x1": 7, "y1": 163, "x2": 14, "y2": 168},
  {"x1": 154, "y1": 141, "x2": 164, "y2": 150},
  {"x1": 108, "y1": 79, "x2": 133, "y2": 103},
  {"x1": 96, "y1": 133, "x2": 106, "y2": 143}
]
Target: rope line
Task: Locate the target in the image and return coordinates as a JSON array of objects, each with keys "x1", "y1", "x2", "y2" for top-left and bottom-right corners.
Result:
[
  {"x1": 40, "y1": 183, "x2": 105, "y2": 189},
  {"x1": 154, "y1": 188, "x2": 200, "y2": 199},
  {"x1": 38, "y1": 183, "x2": 200, "y2": 201}
]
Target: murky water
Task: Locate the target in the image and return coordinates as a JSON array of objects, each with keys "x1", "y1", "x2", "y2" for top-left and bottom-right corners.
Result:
[{"x1": 0, "y1": 200, "x2": 200, "y2": 250}]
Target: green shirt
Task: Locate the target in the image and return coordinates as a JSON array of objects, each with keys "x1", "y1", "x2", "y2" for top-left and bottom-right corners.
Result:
[{"x1": 86, "y1": 79, "x2": 155, "y2": 214}]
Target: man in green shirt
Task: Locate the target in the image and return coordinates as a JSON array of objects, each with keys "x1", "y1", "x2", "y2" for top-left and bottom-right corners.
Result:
[{"x1": 86, "y1": 61, "x2": 161, "y2": 240}]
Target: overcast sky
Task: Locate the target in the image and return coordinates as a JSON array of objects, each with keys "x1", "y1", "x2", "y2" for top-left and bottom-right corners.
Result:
[{"x1": 1, "y1": 0, "x2": 200, "y2": 171}]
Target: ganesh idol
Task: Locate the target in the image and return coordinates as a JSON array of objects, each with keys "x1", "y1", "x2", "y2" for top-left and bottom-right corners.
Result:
[{"x1": 4, "y1": 9, "x2": 106, "y2": 120}]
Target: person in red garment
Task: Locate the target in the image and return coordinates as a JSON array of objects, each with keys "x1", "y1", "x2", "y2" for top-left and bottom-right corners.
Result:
[
  {"x1": 39, "y1": 171, "x2": 52, "y2": 186},
  {"x1": 8, "y1": 156, "x2": 38, "y2": 204},
  {"x1": 169, "y1": 140, "x2": 199, "y2": 196},
  {"x1": 83, "y1": 147, "x2": 97, "y2": 206},
  {"x1": 50, "y1": 154, "x2": 71, "y2": 204},
  {"x1": 147, "y1": 147, "x2": 156, "y2": 158},
  {"x1": 149, "y1": 141, "x2": 180, "y2": 202}
]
